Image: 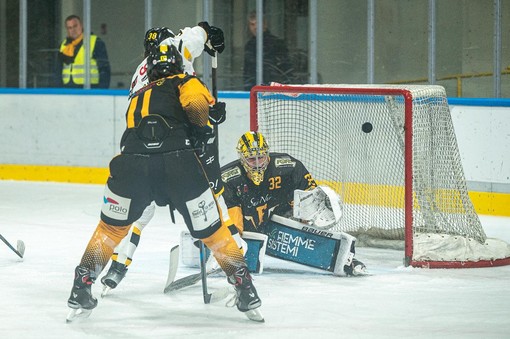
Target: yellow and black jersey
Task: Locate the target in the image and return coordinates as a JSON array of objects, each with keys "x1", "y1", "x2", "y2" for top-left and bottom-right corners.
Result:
[
  {"x1": 220, "y1": 152, "x2": 317, "y2": 234},
  {"x1": 120, "y1": 74, "x2": 214, "y2": 154},
  {"x1": 126, "y1": 74, "x2": 214, "y2": 129}
]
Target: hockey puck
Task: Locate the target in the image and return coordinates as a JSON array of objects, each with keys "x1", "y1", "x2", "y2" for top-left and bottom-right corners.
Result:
[{"x1": 362, "y1": 122, "x2": 373, "y2": 133}]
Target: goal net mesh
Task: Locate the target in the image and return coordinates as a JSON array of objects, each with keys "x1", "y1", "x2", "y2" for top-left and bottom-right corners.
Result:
[{"x1": 251, "y1": 84, "x2": 510, "y2": 267}]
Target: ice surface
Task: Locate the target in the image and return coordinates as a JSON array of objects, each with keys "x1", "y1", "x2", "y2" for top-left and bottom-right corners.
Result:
[{"x1": 0, "y1": 181, "x2": 509, "y2": 338}]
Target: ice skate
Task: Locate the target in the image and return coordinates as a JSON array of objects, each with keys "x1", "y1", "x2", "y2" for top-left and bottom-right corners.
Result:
[
  {"x1": 344, "y1": 258, "x2": 369, "y2": 276},
  {"x1": 228, "y1": 266, "x2": 264, "y2": 322},
  {"x1": 66, "y1": 266, "x2": 97, "y2": 322},
  {"x1": 100, "y1": 261, "x2": 128, "y2": 297}
]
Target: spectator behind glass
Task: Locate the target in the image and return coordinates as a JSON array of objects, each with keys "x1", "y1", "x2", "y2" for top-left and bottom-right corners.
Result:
[
  {"x1": 56, "y1": 15, "x2": 111, "y2": 89},
  {"x1": 243, "y1": 11, "x2": 294, "y2": 91}
]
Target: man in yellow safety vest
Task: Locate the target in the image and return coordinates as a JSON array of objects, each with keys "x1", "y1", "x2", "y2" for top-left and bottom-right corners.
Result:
[{"x1": 56, "y1": 15, "x2": 110, "y2": 88}]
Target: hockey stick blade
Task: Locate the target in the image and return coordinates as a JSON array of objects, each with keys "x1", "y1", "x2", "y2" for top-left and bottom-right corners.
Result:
[
  {"x1": 17, "y1": 240, "x2": 26, "y2": 258},
  {"x1": 0, "y1": 234, "x2": 24, "y2": 259},
  {"x1": 164, "y1": 267, "x2": 222, "y2": 293},
  {"x1": 163, "y1": 245, "x2": 180, "y2": 293}
]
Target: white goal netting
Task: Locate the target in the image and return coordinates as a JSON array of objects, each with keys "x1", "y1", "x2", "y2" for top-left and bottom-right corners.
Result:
[{"x1": 251, "y1": 84, "x2": 510, "y2": 267}]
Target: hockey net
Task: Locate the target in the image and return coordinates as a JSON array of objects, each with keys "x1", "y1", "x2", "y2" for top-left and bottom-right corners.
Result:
[{"x1": 250, "y1": 84, "x2": 510, "y2": 268}]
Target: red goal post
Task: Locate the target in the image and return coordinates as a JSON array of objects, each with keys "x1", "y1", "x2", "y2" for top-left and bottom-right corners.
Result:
[{"x1": 250, "y1": 84, "x2": 510, "y2": 268}]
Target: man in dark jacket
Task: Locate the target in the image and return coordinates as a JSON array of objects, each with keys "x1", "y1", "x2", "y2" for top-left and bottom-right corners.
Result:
[{"x1": 243, "y1": 11, "x2": 294, "y2": 91}]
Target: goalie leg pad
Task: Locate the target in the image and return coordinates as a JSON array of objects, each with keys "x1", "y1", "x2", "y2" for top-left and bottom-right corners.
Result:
[
  {"x1": 180, "y1": 229, "x2": 267, "y2": 275},
  {"x1": 180, "y1": 231, "x2": 202, "y2": 267},
  {"x1": 265, "y1": 215, "x2": 356, "y2": 275},
  {"x1": 242, "y1": 231, "x2": 268, "y2": 274},
  {"x1": 332, "y1": 233, "x2": 356, "y2": 277}
]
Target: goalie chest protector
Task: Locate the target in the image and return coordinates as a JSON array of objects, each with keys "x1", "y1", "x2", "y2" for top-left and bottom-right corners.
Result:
[{"x1": 264, "y1": 215, "x2": 355, "y2": 275}]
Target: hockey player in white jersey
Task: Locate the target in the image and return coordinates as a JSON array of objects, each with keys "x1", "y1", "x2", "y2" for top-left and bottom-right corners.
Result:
[{"x1": 129, "y1": 22, "x2": 224, "y2": 98}]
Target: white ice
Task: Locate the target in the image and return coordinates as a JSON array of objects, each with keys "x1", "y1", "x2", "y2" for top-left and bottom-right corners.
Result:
[{"x1": 0, "y1": 180, "x2": 509, "y2": 338}]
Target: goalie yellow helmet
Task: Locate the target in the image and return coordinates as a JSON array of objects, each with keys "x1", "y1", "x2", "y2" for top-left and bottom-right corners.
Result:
[{"x1": 237, "y1": 131, "x2": 270, "y2": 185}]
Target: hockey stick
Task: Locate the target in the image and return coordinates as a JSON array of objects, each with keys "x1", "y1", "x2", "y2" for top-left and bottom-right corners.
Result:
[
  {"x1": 164, "y1": 239, "x2": 224, "y2": 293},
  {"x1": 163, "y1": 245, "x2": 180, "y2": 293},
  {"x1": 199, "y1": 240, "x2": 212, "y2": 303},
  {"x1": 211, "y1": 49, "x2": 218, "y2": 139},
  {"x1": 0, "y1": 234, "x2": 25, "y2": 258},
  {"x1": 195, "y1": 47, "x2": 219, "y2": 304},
  {"x1": 165, "y1": 266, "x2": 222, "y2": 293}
]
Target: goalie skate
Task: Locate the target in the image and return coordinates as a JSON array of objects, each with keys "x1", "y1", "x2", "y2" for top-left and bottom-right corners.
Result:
[{"x1": 344, "y1": 258, "x2": 370, "y2": 276}]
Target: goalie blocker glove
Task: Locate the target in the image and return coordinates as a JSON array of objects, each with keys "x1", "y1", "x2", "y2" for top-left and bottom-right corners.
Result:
[
  {"x1": 198, "y1": 21, "x2": 225, "y2": 55},
  {"x1": 209, "y1": 101, "x2": 226, "y2": 125}
]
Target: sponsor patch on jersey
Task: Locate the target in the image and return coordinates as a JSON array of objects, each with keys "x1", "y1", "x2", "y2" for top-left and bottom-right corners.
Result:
[
  {"x1": 275, "y1": 157, "x2": 296, "y2": 168},
  {"x1": 187, "y1": 189, "x2": 220, "y2": 231},
  {"x1": 101, "y1": 185, "x2": 131, "y2": 221},
  {"x1": 221, "y1": 166, "x2": 242, "y2": 182}
]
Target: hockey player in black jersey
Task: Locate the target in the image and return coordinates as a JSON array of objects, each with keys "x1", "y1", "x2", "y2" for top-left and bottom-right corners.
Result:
[
  {"x1": 66, "y1": 44, "x2": 262, "y2": 322},
  {"x1": 100, "y1": 24, "x2": 244, "y2": 296},
  {"x1": 221, "y1": 131, "x2": 366, "y2": 276}
]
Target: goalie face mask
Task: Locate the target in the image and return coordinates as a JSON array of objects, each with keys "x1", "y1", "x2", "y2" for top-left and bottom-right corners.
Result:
[{"x1": 237, "y1": 131, "x2": 270, "y2": 185}]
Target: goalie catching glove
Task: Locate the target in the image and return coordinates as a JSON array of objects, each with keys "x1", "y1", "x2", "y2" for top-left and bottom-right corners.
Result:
[
  {"x1": 198, "y1": 21, "x2": 225, "y2": 55},
  {"x1": 293, "y1": 186, "x2": 343, "y2": 229}
]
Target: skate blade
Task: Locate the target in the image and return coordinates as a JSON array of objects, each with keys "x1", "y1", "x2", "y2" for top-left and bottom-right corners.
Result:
[
  {"x1": 66, "y1": 307, "x2": 92, "y2": 323},
  {"x1": 101, "y1": 285, "x2": 112, "y2": 298},
  {"x1": 244, "y1": 308, "x2": 264, "y2": 322}
]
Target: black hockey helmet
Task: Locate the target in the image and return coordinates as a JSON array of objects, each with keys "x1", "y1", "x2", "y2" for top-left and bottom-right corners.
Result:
[
  {"x1": 147, "y1": 44, "x2": 184, "y2": 81},
  {"x1": 143, "y1": 27, "x2": 175, "y2": 56}
]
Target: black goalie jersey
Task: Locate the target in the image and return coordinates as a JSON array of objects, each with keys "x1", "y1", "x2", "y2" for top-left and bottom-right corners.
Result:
[{"x1": 221, "y1": 152, "x2": 317, "y2": 234}]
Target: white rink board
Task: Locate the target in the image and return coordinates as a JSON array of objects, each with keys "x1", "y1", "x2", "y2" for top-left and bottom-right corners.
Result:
[{"x1": 0, "y1": 92, "x2": 508, "y2": 189}]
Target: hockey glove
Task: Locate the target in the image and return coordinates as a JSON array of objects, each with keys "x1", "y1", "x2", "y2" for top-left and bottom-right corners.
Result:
[
  {"x1": 208, "y1": 101, "x2": 226, "y2": 125},
  {"x1": 191, "y1": 125, "x2": 215, "y2": 156},
  {"x1": 198, "y1": 21, "x2": 225, "y2": 55}
]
